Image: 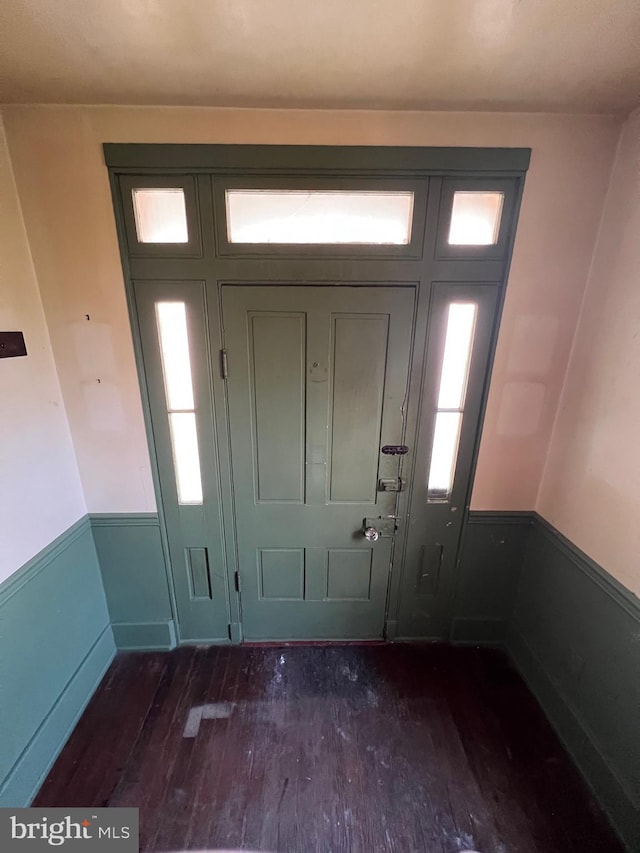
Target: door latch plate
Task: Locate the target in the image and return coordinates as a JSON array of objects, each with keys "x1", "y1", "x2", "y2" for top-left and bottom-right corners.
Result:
[
  {"x1": 378, "y1": 477, "x2": 403, "y2": 492},
  {"x1": 363, "y1": 517, "x2": 396, "y2": 537}
]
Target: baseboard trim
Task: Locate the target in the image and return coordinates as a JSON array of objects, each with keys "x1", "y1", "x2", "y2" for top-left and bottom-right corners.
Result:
[
  {"x1": 392, "y1": 636, "x2": 443, "y2": 644},
  {"x1": 0, "y1": 625, "x2": 115, "y2": 807},
  {"x1": 507, "y1": 625, "x2": 639, "y2": 851},
  {"x1": 111, "y1": 620, "x2": 177, "y2": 650}
]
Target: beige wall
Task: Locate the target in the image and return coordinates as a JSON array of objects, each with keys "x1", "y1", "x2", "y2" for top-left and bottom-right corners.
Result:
[
  {"x1": 538, "y1": 109, "x2": 640, "y2": 596},
  {"x1": 1, "y1": 106, "x2": 619, "y2": 514},
  {"x1": 0, "y1": 117, "x2": 86, "y2": 583}
]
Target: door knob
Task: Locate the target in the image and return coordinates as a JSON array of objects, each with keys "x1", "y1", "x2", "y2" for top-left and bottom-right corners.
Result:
[{"x1": 363, "y1": 517, "x2": 396, "y2": 539}]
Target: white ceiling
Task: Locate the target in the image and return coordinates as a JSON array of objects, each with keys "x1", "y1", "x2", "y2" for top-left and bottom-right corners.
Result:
[{"x1": 1, "y1": 0, "x2": 639, "y2": 113}]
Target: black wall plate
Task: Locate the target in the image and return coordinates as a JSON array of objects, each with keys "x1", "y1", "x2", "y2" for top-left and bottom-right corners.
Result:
[{"x1": 0, "y1": 332, "x2": 27, "y2": 358}]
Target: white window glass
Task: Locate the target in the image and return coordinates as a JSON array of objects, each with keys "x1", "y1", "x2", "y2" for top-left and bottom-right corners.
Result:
[
  {"x1": 156, "y1": 302, "x2": 195, "y2": 411},
  {"x1": 448, "y1": 191, "x2": 504, "y2": 246},
  {"x1": 132, "y1": 188, "x2": 188, "y2": 243},
  {"x1": 225, "y1": 190, "x2": 414, "y2": 245},
  {"x1": 168, "y1": 413, "x2": 203, "y2": 504},
  {"x1": 427, "y1": 302, "x2": 478, "y2": 501},
  {"x1": 437, "y1": 304, "x2": 477, "y2": 409},
  {"x1": 427, "y1": 412, "x2": 462, "y2": 495},
  {"x1": 155, "y1": 301, "x2": 203, "y2": 505}
]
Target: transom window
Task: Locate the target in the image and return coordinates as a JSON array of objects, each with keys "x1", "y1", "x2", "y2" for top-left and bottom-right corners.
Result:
[
  {"x1": 225, "y1": 189, "x2": 414, "y2": 245},
  {"x1": 132, "y1": 188, "x2": 189, "y2": 243},
  {"x1": 448, "y1": 191, "x2": 504, "y2": 246}
]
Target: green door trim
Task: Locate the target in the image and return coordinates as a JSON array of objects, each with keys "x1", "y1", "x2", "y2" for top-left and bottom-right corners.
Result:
[
  {"x1": 106, "y1": 145, "x2": 529, "y2": 644},
  {"x1": 104, "y1": 143, "x2": 531, "y2": 174}
]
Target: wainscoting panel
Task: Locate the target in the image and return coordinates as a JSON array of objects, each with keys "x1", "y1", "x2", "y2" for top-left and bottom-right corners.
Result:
[
  {"x1": 90, "y1": 514, "x2": 176, "y2": 650},
  {"x1": 0, "y1": 518, "x2": 115, "y2": 807},
  {"x1": 3, "y1": 505, "x2": 638, "y2": 851},
  {"x1": 508, "y1": 515, "x2": 640, "y2": 852},
  {"x1": 452, "y1": 511, "x2": 531, "y2": 644}
]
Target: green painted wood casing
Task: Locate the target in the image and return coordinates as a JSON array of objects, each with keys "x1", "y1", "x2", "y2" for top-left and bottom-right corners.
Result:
[{"x1": 106, "y1": 144, "x2": 530, "y2": 645}]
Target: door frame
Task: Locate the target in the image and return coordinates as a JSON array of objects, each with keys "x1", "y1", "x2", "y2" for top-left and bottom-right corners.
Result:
[{"x1": 105, "y1": 144, "x2": 530, "y2": 644}]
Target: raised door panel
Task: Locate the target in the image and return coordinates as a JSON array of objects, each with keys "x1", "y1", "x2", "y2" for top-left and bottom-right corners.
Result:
[
  {"x1": 249, "y1": 313, "x2": 306, "y2": 503},
  {"x1": 259, "y1": 549, "x2": 305, "y2": 600},
  {"x1": 327, "y1": 550, "x2": 373, "y2": 600},
  {"x1": 329, "y1": 315, "x2": 389, "y2": 503}
]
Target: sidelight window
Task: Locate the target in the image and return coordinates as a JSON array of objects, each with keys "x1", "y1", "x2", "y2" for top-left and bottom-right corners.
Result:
[
  {"x1": 427, "y1": 303, "x2": 477, "y2": 500},
  {"x1": 156, "y1": 302, "x2": 203, "y2": 504}
]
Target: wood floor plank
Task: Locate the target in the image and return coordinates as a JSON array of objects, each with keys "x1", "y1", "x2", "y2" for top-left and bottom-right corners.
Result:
[
  {"x1": 182, "y1": 646, "x2": 247, "y2": 852},
  {"x1": 149, "y1": 646, "x2": 222, "y2": 852},
  {"x1": 34, "y1": 644, "x2": 625, "y2": 853},
  {"x1": 33, "y1": 653, "x2": 166, "y2": 808},
  {"x1": 32, "y1": 656, "x2": 128, "y2": 806}
]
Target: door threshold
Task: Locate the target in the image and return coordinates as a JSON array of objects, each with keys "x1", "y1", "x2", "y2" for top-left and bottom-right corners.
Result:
[{"x1": 241, "y1": 639, "x2": 387, "y2": 647}]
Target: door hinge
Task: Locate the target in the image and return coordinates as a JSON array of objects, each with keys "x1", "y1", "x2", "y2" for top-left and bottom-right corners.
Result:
[
  {"x1": 220, "y1": 348, "x2": 228, "y2": 380},
  {"x1": 234, "y1": 570, "x2": 240, "y2": 593}
]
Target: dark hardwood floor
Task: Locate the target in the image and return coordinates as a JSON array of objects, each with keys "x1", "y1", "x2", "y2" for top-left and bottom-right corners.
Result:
[{"x1": 34, "y1": 644, "x2": 623, "y2": 853}]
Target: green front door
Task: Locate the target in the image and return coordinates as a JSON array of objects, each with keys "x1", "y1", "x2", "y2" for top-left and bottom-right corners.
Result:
[
  {"x1": 222, "y1": 285, "x2": 415, "y2": 640},
  {"x1": 107, "y1": 147, "x2": 528, "y2": 645}
]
